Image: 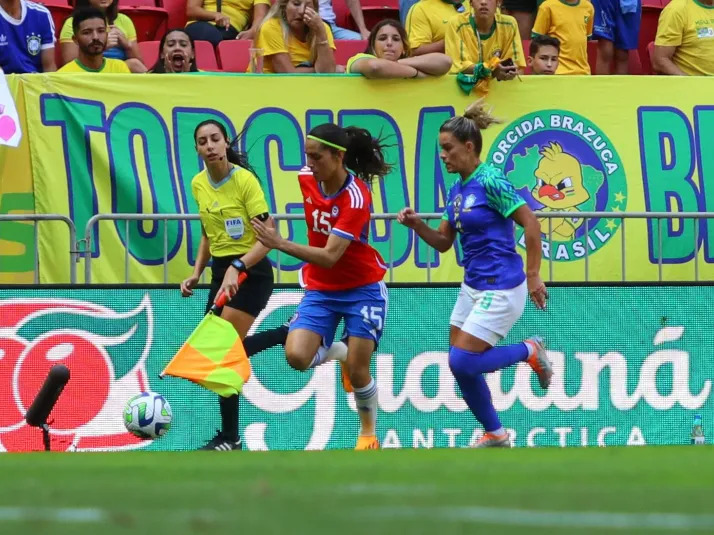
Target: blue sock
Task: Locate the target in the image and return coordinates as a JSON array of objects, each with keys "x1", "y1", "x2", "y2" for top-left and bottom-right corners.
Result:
[
  {"x1": 448, "y1": 344, "x2": 529, "y2": 378},
  {"x1": 452, "y1": 371, "x2": 502, "y2": 432},
  {"x1": 448, "y1": 345, "x2": 528, "y2": 433}
]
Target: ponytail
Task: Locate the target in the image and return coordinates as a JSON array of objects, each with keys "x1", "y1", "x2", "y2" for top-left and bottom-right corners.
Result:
[
  {"x1": 307, "y1": 123, "x2": 391, "y2": 185},
  {"x1": 440, "y1": 98, "x2": 502, "y2": 155},
  {"x1": 193, "y1": 119, "x2": 257, "y2": 176}
]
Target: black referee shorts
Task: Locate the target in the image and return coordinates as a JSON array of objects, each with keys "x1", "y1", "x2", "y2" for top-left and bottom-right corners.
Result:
[{"x1": 205, "y1": 255, "x2": 274, "y2": 317}]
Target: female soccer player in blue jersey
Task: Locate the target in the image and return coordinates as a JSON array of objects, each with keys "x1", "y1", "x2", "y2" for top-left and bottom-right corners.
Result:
[{"x1": 398, "y1": 100, "x2": 553, "y2": 448}]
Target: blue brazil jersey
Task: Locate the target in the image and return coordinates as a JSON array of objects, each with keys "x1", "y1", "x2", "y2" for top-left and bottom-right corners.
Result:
[
  {"x1": 443, "y1": 163, "x2": 527, "y2": 291},
  {"x1": 0, "y1": 0, "x2": 54, "y2": 74}
]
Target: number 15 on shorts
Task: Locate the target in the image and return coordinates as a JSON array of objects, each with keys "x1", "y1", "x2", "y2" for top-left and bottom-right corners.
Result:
[{"x1": 361, "y1": 305, "x2": 384, "y2": 331}]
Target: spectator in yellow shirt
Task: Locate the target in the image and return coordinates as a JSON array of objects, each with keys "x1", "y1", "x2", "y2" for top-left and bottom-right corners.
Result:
[
  {"x1": 405, "y1": 0, "x2": 468, "y2": 55},
  {"x1": 254, "y1": 0, "x2": 337, "y2": 73},
  {"x1": 653, "y1": 0, "x2": 714, "y2": 76},
  {"x1": 58, "y1": 8, "x2": 131, "y2": 73},
  {"x1": 445, "y1": 0, "x2": 524, "y2": 80},
  {"x1": 527, "y1": 33, "x2": 559, "y2": 73},
  {"x1": 347, "y1": 19, "x2": 452, "y2": 77},
  {"x1": 186, "y1": 0, "x2": 270, "y2": 47},
  {"x1": 531, "y1": 0, "x2": 593, "y2": 74},
  {"x1": 60, "y1": 0, "x2": 145, "y2": 72}
]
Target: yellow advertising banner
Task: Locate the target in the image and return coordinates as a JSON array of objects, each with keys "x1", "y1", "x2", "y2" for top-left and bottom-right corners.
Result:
[
  {"x1": 13, "y1": 73, "x2": 714, "y2": 283},
  {"x1": 0, "y1": 76, "x2": 34, "y2": 283}
]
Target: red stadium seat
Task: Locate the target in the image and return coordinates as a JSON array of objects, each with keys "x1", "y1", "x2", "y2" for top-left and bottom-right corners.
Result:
[
  {"x1": 43, "y1": 4, "x2": 72, "y2": 38},
  {"x1": 355, "y1": 6, "x2": 400, "y2": 30},
  {"x1": 139, "y1": 40, "x2": 160, "y2": 69},
  {"x1": 644, "y1": 41, "x2": 656, "y2": 74},
  {"x1": 587, "y1": 39, "x2": 597, "y2": 74},
  {"x1": 36, "y1": 0, "x2": 69, "y2": 5},
  {"x1": 332, "y1": 1, "x2": 352, "y2": 30},
  {"x1": 628, "y1": 49, "x2": 642, "y2": 74},
  {"x1": 161, "y1": 0, "x2": 187, "y2": 28},
  {"x1": 119, "y1": 6, "x2": 168, "y2": 42},
  {"x1": 216, "y1": 39, "x2": 252, "y2": 72},
  {"x1": 118, "y1": 0, "x2": 159, "y2": 7},
  {"x1": 334, "y1": 39, "x2": 367, "y2": 66},
  {"x1": 362, "y1": 0, "x2": 398, "y2": 7},
  {"x1": 194, "y1": 39, "x2": 219, "y2": 70},
  {"x1": 639, "y1": 5, "x2": 662, "y2": 70},
  {"x1": 521, "y1": 39, "x2": 531, "y2": 73}
]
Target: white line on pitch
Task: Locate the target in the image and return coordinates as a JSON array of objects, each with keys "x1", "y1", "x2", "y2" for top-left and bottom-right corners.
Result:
[
  {"x1": 366, "y1": 506, "x2": 714, "y2": 531},
  {"x1": 0, "y1": 507, "x2": 106, "y2": 523}
]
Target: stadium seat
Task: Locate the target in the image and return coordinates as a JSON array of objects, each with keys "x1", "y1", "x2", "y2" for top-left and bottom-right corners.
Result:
[
  {"x1": 161, "y1": 0, "x2": 187, "y2": 28},
  {"x1": 43, "y1": 3, "x2": 72, "y2": 38},
  {"x1": 639, "y1": 5, "x2": 662, "y2": 70},
  {"x1": 194, "y1": 39, "x2": 219, "y2": 70},
  {"x1": 521, "y1": 39, "x2": 531, "y2": 73},
  {"x1": 644, "y1": 41, "x2": 656, "y2": 74},
  {"x1": 139, "y1": 40, "x2": 160, "y2": 69},
  {"x1": 587, "y1": 39, "x2": 597, "y2": 74},
  {"x1": 356, "y1": 6, "x2": 400, "y2": 30},
  {"x1": 334, "y1": 39, "x2": 367, "y2": 66},
  {"x1": 628, "y1": 49, "x2": 642, "y2": 74},
  {"x1": 332, "y1": 1, "x2": 353, "y2": 30},
  {"x1": 119, "y1": 6, "x2": 168, "y2": 41},
  {"x1": 118, "y1": 0, "x2": 159, "y2": 7},
  {"x1": 217, "y1": 39, "x2": 252, "y2": 72}
]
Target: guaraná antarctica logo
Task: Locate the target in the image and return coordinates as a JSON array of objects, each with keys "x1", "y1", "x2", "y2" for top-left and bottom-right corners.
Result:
[{"x1": 487, "y1": 110, "x2": 627, "y2": 261}]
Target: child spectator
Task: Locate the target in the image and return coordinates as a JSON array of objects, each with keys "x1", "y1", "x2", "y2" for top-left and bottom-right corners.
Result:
[{"x1": 528, "y1": 33, "x2": 559, "y2": 73}]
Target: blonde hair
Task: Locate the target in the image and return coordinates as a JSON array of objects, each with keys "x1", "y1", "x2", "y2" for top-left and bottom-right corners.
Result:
[
  {"x1": 257, "y1": 0, "x2": 321, "y2": 64},
  {"x1": 440, "y1": 99, "x2": 503, "y2": 154}
]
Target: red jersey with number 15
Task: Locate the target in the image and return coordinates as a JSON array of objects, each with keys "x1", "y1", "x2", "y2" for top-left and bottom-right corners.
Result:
[{"x1": 298, "y1": 168, "x2": 387, "y2": 291}]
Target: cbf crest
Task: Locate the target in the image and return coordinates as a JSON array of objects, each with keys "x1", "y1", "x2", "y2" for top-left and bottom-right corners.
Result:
[{"x1": 26, "y1": 34, "x2": 42, "y2": 56}]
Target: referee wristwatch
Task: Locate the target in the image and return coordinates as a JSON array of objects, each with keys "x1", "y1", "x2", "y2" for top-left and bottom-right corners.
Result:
[{"x1": 230, "y1": 259, "x2": 247, "y2": 273}]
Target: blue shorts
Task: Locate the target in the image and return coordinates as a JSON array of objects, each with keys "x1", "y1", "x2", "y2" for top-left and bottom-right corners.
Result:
[
  {"x1": 592, "y1": 0, "x2": 642, "y2": 50},
  {"x1": 289, "y1": 281, "x2": 388, "y2": 347}
]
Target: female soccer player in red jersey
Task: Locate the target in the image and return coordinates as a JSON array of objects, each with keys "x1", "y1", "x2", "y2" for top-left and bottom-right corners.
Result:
[{"x1": 252, "y1": 123, "x2": 390, "y2": 450}]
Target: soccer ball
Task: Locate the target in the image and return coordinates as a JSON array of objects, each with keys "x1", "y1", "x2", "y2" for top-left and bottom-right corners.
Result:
[{"x1": 123, "y1": 392, "x2": 172, "y2": 439}]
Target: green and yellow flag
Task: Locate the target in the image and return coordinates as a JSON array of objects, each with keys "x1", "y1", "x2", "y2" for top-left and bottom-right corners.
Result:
[{"x1": 161, "y1": 294, "x2": 251, "y2": 397}]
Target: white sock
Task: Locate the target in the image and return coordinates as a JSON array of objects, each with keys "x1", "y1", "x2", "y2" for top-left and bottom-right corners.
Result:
[
  {"x1": 354, "y1": 377, "x2": 378, "y2": 436},
  {"x1": 308, "y1": 340, "x2": 348, "y2": 368}
]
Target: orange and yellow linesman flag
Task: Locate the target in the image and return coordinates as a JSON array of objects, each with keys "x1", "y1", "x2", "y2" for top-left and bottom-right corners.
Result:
[{"x1": 161, "y1": 277, "x2": 250, "y2": 397}]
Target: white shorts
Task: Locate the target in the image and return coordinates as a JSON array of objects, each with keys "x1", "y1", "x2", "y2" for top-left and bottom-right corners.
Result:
[{"x1": 449, "y1": 281, "x2": 527, "y2": 346}]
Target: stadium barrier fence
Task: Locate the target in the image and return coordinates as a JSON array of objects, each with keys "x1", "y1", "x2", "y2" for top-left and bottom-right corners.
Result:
[{"x1": 77, "y1": 211, "x2": 714, "y2": 283}]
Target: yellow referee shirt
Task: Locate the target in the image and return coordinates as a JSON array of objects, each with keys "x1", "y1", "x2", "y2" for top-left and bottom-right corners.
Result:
[
  {"x1": 406, "y1": 0, "x2": 468, "y2": 50},
  {"x1": 254, "y1": 17, "x2": 335, "y2": 72},
  {"x1": 532, "y1": 0, "x2": 594, "y2": 75},
  {"x1": 57, "y1": 58, "x2": 131, "y2": 73},
  {"x1": 445, "y1": 12, "x2": 525, "y2": 74},
  {"x1": 655, "y1": 0, "x2": 714, "y2": 76},
  {"x1": 191, "y1": 165, "x2": 269, "y2": 257}
]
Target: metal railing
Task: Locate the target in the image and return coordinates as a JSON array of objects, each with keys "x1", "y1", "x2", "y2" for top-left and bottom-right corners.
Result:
[
  {"x1": 0, "y1": 214, "x2": 78, "y2": 283},
  {"x1": 79, "y1": 211, "x2": 714, "y2": 284}
]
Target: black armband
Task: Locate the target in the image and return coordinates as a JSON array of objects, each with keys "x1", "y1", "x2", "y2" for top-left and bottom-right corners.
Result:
[{"x1": 255, "y1": 212, "x2": 270, "y2": 222}]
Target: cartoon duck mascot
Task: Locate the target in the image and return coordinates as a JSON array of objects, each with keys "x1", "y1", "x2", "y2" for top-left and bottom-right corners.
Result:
[{"x1": 532, "y1": 142, "x2": 590, "y2": 240}]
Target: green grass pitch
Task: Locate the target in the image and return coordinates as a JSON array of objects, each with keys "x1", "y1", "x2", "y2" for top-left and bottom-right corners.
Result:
[{"x1": 1, "y1": 446, "x2": 713, "y2": 535}]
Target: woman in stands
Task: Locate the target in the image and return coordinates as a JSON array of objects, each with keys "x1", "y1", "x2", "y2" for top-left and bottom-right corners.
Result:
[
  {"x1": 252, "y1": 0, "x2": 338, "y2": 73},
  {"x1": 150, "y1": 29, "x2": 199, "y2": 73},
  {"x1": 347, "y1": 19, "x2": 452, "y2": 78},
  {"x1": 180, "y1": 120, "x2": 287, "y2": 451},
  {"x1": 60, "y1": 0, "x2": 146, "y2": 72},
  {"x1": 186, "y1": 0, "x2": 269, "y2": 47}
]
